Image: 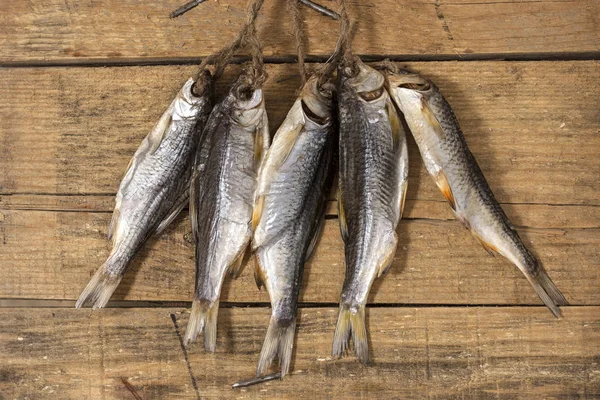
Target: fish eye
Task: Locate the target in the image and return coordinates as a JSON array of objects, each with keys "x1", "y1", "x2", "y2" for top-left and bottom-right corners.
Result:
[{"x1": 359, "y1": 87, "x2": 384, "y2": 102}]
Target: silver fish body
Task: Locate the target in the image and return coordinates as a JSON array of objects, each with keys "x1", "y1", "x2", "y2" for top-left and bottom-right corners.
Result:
[
  {"x1": 386, "y1": 70, "x2": 568, "y2": 317},
  {"x1": 253, "y1": 76, "x2": 336, "y2": 377},
  {"x1": 334, "y1": 58, "x2": 409, "y2": 363},
  {"x1": 76, "y1": 74, "x2": 213, "y2": 309},
  {"x1": 185, "y1": 70, "x2": 270, "y2": 350}
]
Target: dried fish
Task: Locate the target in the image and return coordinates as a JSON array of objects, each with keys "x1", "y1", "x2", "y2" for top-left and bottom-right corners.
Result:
[
  {"x1": 76, "y1": 73, "x2": 213, "y2": 309},
  {"x1": 333, "y1": 58, "x2": 409, "y2": 363},
  {"x1": 253, "y1": 75, "x2": 336, "y2": 377},
  {"x1": 386, "y1": 69, "x2": 568, "y2": 317},
  {"x1": 185, "y1": 68, "x2": 270, "y2": 350}
]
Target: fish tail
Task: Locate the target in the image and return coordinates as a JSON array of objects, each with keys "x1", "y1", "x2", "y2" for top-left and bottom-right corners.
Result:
[
  {"x1": 75, "y1": 265, "x2": 123, "y2": 309},
  {"x1": 184, "y1": 299, "x2": 220, "y2": 351},
  {"x1": 520, "y1": 252, "x2": 568, "y2": 318},
  {"x1": 332, "y1": 303, "x2": 369, "y2": 363},
  {"x1": 257, "y1": 314, "x2": 296, "y2": 378}
]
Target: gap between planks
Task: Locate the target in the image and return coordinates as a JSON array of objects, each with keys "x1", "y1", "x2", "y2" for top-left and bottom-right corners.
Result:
[
  {"x1": 2, "y1": 51, "x2": 600, "y2": 68},
  {"x1": 4, "y1": 298, "x2": 599, "y2": 309}
]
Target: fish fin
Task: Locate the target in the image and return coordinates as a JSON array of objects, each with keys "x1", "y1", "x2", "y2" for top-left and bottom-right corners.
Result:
[
  {"x1": 471, "y1": 232, "x2": 499, "y2": 257},
  {"x1": 228, "y1": 242, "x2": 251, "y2": 279},
  {"x1": 387, "y1": 100, "x2": 402, "y2": 151},
  {"x1": 155, "y1": 190, "x2": 189, "y2": 236},
  {"x1": 332, "y1": 304, "x2": 369, "y2": 364},
  {"x1": 420, "y1": 98, "x2": 446, "y2": 141},
  {"x1": 268, "y1": 123, "x2": 303, "y2": 171},
  {"x1": 518, "y1": 256, "x2": 568, "y2": 319},
  {"x1": 189, "y1": 171, "x2": 199, "y2": 243},
  {"x1": 254, "y1": 255, "x2": 267, "y2": 290},
  {"x1": 399, "y1": 180, "x2": 408, "y2": 218},
  {"x1": 377, "y1": 233, "x2": 398, "y2": 278},
  {"x1": 337, "y1": 189, "x2": 348, "y2": 242},
  {"x1": 305, "y1": 218, "x2": 325, "y2": 262},
  {"x1": 184, "y1": 299, "x2": 220, "y2": 351},
  {"x1": 254, "y1": 113, "x2": 272, "y2": 169},
  {"x1": 149, "y1": 114, "x2": 173, "y2": 155},
  {"x1": 107, "y1": 207, "x2": 120, "y2": 242},
  {"x1": 252, "y1": 195, "x2": 265, "y2": 232},
  {"x1": 75, "y1": 266, "x2": 123, "y2": 309},
  {"x1": 435, "y1": 170, "x2": 456, "y2": 211},
  {"x1": 257, "y1": 315, "x2": 296, "y2": 378}
]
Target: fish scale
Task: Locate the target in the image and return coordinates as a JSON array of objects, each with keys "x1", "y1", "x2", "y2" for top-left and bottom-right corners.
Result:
[
  {"x1": 76, "y1": 75, "x2": 213, "y2": 310},
  {"x1": 185, "y1": 69, "x2": 270, "y2": 352},
  {"x1": 387, "y1": 69, "x2": 568, "y2": 318},
  {"x1": 252, "y1": 76, "x2": 336, "y2": 378},
  {"x1": 333, "y1": 58, "x2": 409, "y2": 364}
]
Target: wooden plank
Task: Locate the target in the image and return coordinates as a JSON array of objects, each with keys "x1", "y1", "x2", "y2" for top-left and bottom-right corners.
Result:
[
  {"x1": 1, "y1": 194, "x2": 599, "y2": 229},
  {"x1": 1, "y1": 208, "x2": 596, "y2": 304},
  {"x1": 1, "y1": 307, "x2": 598, "y2": 399},
  {"x1": 0, "y1": 0, "x2": 598, "y2": 63},
  {"x1": 1, "y1": 61, "x2": 599, "y2": 206}
]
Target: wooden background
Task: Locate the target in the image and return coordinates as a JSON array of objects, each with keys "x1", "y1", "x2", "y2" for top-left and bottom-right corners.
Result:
[{"x1": 1, "y1": 0, "x2": 599, "y2": 398}]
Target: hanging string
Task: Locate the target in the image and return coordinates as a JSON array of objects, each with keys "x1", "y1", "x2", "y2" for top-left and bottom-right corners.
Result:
[
  {"x1": 287, "y1": 0, "x2": 307, "y2": 86},
  {"x1": 243, "y1": 9, "x2": 267, "y2": 90},
  {"x1": 318, "y1": 0, "x2": 354, "y2": 86},
  {"x1": 195, "y1": 0, "x2": 266, "y2": 84}
]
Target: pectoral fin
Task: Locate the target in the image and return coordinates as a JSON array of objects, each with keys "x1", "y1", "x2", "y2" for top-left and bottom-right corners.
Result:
[
  {"x1": 251, "y1": 195, "x2": 265, "y2": 232},
  {"x1": 253, "y1": 255, "x2": 267, "y2": 290},
  {"x1": 149, "y1": 114, "x2": 173, "y2": 154},
  {"x1": 305, "y1": 217, "x2": 325, "y2": 262},
  {"x1": 108, "y1": 207, "x2": 120, "y2": 243},
  {"x1": 155, "y1": 190, "x2": 189, "y2": 236},
  {"x1": 421, "y1": 99, "x2": 446, "y2": 141},
  {"x1": 189, "y1": 170, "x2": 200, "y2": 242},
  {"x1": 471, "y1": 231, "x2": 499, "y2": 257},
  {"x1": 228, "y1": 240, "x2": 251, "y2": 279},
  {"x1": 337, "y1": 190, "x2": 348, "y2": 242},
  {"x1": 435, "y1": 170, "x2": 456, "y2": 211},
  {"x1": 377, "y1": 233, "x2": 398, "y2": 277},
  {"x1": 386, "y1": 100, "x2": 402, "y2": 151}
]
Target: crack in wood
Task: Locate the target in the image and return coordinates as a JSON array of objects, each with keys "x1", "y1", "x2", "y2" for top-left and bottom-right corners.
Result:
[
  {"x1": 435, "y1": 0, "x2": 454, "y2": 41},
  {"x1": 169, "y1": 313, "x2": 200, "y2": 400}
]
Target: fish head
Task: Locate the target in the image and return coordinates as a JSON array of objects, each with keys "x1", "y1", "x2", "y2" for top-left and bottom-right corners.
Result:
[
  {"x1": 386, "y1": 70, "x2": 435, "y2": 107},
  {"x1": 300, "y1": 75, "x2": 335, "y2": 127},
  {"x1": 339, "y1": 57, "x2": 387, "y2": 104},
  {"x1": 231, "y1": 86, "x2": 266, "y2": 129},
  {"x1": 173, "y1": 73, "x2": 213, "y2": 120}
]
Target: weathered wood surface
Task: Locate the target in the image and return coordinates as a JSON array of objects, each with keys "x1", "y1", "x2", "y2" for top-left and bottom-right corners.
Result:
[
  {"x1": 1, "y1": 307, "x2": 598, "y2": 399},
  {"x1": 1, "y1": 209, "x2": 596, "y2": 304},
  {"x1": 1, "y1": 0, "x2": 598, "y2": 63},
  {"x1": 2, "y1": 195, "x2": 599, "y2": 228},
  {"x1": 0, "y1": 60, "x2": 598, "y2": 304},
  {"x1": 1, "y1": 61, "x2": 598, "y2": 205}
]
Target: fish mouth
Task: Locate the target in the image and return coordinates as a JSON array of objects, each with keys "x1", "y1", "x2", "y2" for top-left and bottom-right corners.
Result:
[
  {"x1": 300, "y1": 76, "x2": 333, "y2": 125},
  {"x1": 388, "y1": 71, "x2": 432, "y2": 92},
  {"x1": 236, "y1": 88, "x2": 264, "y2": 111},
  {"x1": 301, "y1": 100, "x2": 329, "y2": 125},
  {"x1": 341, "y1": 58, "x2": 386, "y2": 98}
]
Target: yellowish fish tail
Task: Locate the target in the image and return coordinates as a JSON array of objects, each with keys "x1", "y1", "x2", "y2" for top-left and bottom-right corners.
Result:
[
  {"x1": 520, "y1": 251, "x2": 568, "y2": 318},
  {"x1": 75, "y1": 265, "x2": 123, "y2": 309},
  {"x1": 256, "y1": 315, "x2": 296, "y2": 378},
  {"x1": 332, "y1": 303, "x2": 369, "y2": 363},
  {"x1": 184, "y1": 299, "x2": 220, "y2": 351}
]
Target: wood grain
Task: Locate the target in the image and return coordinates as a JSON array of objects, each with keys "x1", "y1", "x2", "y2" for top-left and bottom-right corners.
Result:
[
  {"x1": 1, "y1": 61, "x2": 599, "y2": 206},
  {"x1": 1, "y1": 307, "x2": 598, "y2": 399},
  {"x1": 1, "y1": 208, "x2": 596, "y2": 305},
  {"x1": 1, "y1": 194, "x2": 599, "y2": 229},
  {"x1": 0, "y1": 0, "x2": 598, "y2": 63}
]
